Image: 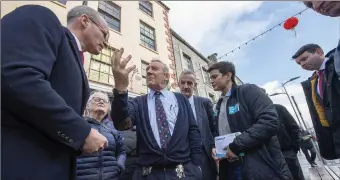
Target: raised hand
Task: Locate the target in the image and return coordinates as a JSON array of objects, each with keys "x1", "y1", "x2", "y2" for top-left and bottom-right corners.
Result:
[{"x1": 111, "y1": 48, "x2": 136, "y2": 92}]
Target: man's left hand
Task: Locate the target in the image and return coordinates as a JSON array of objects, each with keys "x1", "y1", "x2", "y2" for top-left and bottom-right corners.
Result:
[{"x1": 224, "y1": 146, "x2": 239, "y2": 162}]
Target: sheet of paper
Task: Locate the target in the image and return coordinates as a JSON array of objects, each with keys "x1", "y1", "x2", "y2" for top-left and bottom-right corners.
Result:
[{"x1": 215, "y1": 132, "x2": 241, "y2": 158}]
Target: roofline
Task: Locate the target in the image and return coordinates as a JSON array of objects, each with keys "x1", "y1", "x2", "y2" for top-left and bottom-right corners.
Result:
[
  {"x1": 171, "y1": 29, "x2": 244, "y2": 83},
  {"x1": 156, "y1": 1, "x2": 170, "y2": 11},
  {"x1": 170, "y1": 29, "x2": 210, "y2": 64}
]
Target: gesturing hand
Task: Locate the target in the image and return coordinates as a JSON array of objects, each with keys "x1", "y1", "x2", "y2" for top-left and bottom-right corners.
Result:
[{"x1": 111, "y1": 48, "x2": 136, "y2": 92}]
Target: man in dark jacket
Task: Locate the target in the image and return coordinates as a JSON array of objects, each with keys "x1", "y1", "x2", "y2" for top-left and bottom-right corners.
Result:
[
  {"x1": 111, "y1": 53, "x2": 202, "y2": 180},
  {"x1": 1, "y1": 5, "x2": 109, "y2": 180},
  {"x1": 178, "y1": 70, "x2": 218, "y2": 180},
  {"x1": 300, "y1": 129, "x2": 317, "y2": 167},
  {"x1": 208, "y1": 61, "x2": 293, "y2": 180},
  {"x1": 274, "y1": 104, "x2": 305, "y2": 180},
  {"x1": 303, "y1": 1, "x2": 340, "y2": 77},
  {"x1": 292, "y1": 44, "x2": 340, "y2": 160}
]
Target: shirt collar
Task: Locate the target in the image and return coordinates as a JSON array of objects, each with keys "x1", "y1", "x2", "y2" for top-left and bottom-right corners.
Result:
[
  {"x1": 319, "y1": 57, "x2": 329, "y2": 71},
  {"x1": 223, "y1": 88, "x2": 232, "y2": 97},
  {"x1": 188, "y1": 95, "x2": 195, "y2": 104},
  {"x1": 148, "y1": 88, "x2": 168, "y2": 99},
  {"x1": 71, "y1": 32, "x2": 82, "y2": 51}
]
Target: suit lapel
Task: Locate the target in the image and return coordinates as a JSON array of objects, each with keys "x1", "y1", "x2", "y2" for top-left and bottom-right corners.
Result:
[
  {"x1": 64, "y1": 28, "x2": 89, "y2": 113},
  {"x1": 194, "y1": 96, "x2": 202, "y2": 130}
]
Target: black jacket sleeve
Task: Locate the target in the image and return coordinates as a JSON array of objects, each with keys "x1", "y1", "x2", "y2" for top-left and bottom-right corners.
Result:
[
  {"x1": 229, "y1": 84, "x2": 280, "y2": 155},
  {"x1": 204, "y1": 98, "x2": 217, "y2": 147},
  {"x1": 278, "y1": 104, "x2": 301, "y2": 152},
  {"x1": 1, "y1": 5, "x2": 91, "y2": 151},
  {"x1": 111, "y1": 90, "x2": 137, "y2": 131}
]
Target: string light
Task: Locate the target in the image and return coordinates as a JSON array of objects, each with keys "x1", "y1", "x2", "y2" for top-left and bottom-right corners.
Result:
[{"x1": 217, "y1": 7, "x2": 309, "y2": 60}]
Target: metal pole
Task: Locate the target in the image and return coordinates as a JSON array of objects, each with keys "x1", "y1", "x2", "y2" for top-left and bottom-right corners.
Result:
[
  {"x1": 282, "y1": 84, "x2": 303, "y2": 128},
  {"x1": 291, "y1": 96, "x2": 308, "y2": 130},
  {"x1": 291, "y1": 96, "x2": 326, "y2": 164}
]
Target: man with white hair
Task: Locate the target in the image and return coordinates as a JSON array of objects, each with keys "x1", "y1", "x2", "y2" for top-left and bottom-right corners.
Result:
[
  {"x1": 110, "y1": 49, "x2": 203, "y2": 180},
  {"x1": 2, "y1": 5, "x2": 109, "y2": 180}
]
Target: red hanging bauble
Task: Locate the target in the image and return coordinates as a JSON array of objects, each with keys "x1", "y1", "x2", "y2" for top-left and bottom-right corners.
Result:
[{"x1": 283, "y1": 17, "x2": 299, "y2": 36}]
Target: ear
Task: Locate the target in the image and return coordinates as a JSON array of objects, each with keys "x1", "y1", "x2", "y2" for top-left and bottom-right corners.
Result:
[
  {"x1": 80, "y1": 14, "x2": 89, "y2": 28},
  {"x1": 316, "y1": 48, "x2": 324, "y2": 56},
  {"x1": 194, "y1": 82, "x2": 198, "y2": 88},
  {"x1": 165, "y1": 72, "x2": 170, "y2": 81}
]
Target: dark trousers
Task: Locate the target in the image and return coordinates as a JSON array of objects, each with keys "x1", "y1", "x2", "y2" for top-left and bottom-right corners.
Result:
[
  {"x1": 285, "y1": 157, "x2": 305, "y2": 180},
  {"x1": 301, "y1": 147, "x2": 316, "y2": 164},
  {"x1": 219, "y1": 159, "x2": 242, "y2": 180},
  {"x1": 132, "y1": 162, "x2": 202, "y2": 180},
  {"x1": 201, "y1": 147, "x2": 217, "y2": 180}
]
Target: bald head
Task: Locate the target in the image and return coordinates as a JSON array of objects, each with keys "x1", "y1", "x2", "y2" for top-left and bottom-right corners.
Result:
[{"x1": 67, "y1": 5, "x2": 105, "y2": 26}]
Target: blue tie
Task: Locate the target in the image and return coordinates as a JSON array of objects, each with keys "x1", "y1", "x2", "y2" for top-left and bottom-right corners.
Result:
[{"x1": 154, "y1": 92, "x2": 171, "y2": 150}]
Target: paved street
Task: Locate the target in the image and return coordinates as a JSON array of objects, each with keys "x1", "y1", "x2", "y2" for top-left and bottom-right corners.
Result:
[{"x1": 297, "y1": 150, "x2": 340, "y2": 180}]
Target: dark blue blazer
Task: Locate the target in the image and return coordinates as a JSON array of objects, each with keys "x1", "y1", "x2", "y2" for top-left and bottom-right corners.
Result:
[
  {"x1": 193, "y1": 96, "x2": 217, "y2": 171},
  {"x1": 111, "y1": 91, "x2": 202, "y2": 166},
  {"x1": 1, "y1": 5, "x2": 91, "y2": 180}
]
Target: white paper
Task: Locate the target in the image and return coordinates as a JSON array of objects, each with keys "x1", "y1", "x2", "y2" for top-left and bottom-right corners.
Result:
[{"x1": 215, "y1": 132, "x2": 241, "y2": 158}]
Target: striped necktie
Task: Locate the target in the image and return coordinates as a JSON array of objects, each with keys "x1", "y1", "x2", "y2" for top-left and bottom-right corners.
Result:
[{"x1": 154, "y1": 91, "x2": 171, "y2": 150}]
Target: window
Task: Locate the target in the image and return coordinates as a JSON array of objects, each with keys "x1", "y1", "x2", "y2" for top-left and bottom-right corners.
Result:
[
  {"x1": 88, "y1": 47, "x2": 115, "y2": 85},
  {"x1": 56, "y1": 0, "x2": 67, "y2": 5},
  {"x1": 140, "y1": 21, "x2": 156, "y2": 50},
  {"x1": 139, "y1": 1, "x2": 153, "y2": 17},
  {"x1": 141, "y1": 61, "x2": 149, "y2": 87},
  {"x1": 98, "y1": 1, "x2": 121, "y2": 32},
  {"x1": 182, "y1": 53, "x2": 193, "y2": 71},
  {"x1": 82, "y1": 1, "x2": 87, "y2": 5},
  {"x1": 203, "y1": 69, "x2": 210, "y2": 84}
]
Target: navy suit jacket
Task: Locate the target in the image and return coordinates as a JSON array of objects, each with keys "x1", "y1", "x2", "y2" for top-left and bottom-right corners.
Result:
[
  {"x1": 193, "y1": 96, "x2": 217, "y2": 171},
  {"x1": 1, "y1": 5, "x2": 91, "y2": 180}
]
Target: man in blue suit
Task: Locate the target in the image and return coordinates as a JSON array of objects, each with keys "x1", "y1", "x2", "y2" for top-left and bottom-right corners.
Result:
[
  {"x1": 178, "y1": 70, "x2": 218, "y2": 180},
  {"x1": 110, "y1": 49, "x2": 203, "y2": 180},
  {"x1": 2, "y1": 5, "x2": 109, "y2": 180}
]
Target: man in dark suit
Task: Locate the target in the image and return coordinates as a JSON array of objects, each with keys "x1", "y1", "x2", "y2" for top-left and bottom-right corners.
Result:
[
  {"x1": 2, "y1": 5, "x2": 109, "y2": 180},
  {"x1": 178, "y1": 70, "x2": 218, "y2": 180},
  {"x1": 292, "y1": 44, "x2": 340, "y2": 159},
  {"x1": 111, "y1": 50, "x2": 202, "y2": 180}
]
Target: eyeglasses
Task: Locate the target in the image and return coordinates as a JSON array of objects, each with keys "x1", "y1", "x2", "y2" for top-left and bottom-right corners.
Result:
[
  {"x1": 92, "y1": 97, "x2": 109, "y2": 103},
  {"x1": 87, "y1": 16, "x2": 110, "y2": 46}
]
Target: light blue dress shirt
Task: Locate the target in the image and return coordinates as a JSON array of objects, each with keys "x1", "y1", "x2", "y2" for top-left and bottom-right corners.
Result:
[
  {"x1": 148, "y1": 88, "x2": 178, "y2": 148},
  {"x1": 188, "y1": 95, "x2": 197, "y2": 121}
]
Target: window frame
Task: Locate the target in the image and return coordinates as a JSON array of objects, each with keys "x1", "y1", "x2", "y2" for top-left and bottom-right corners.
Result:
[
  {"x1": 140, "y1": 21, "x2": 157, "y2": 51},
  {"x1": 141, "y1": 60, "x2": 149, "y2": 88},
  {"x1": 139, "y1": 1, "x2": 153, "y2": 17},
  {"x1": 182, "y1": 53, "x2": 193, "y2": 71},
  {"x1": 88, "y1": 47, "x2": 117, "y2": 85},
  {"x1": 203, "y1": 68, "x2": 210, "y2": 84},
  {"x1": 97, "y1": 1, "x2": 121, "y2": 32}
]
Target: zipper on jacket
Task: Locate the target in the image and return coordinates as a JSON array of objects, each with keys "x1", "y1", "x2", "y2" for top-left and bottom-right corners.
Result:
[{"x1": 99, "y1": 126, "x2": 103, "y2": 180}]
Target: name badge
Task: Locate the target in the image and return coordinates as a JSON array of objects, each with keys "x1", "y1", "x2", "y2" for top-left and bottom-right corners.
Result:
[{"x1": 228, "y1": 103, "x2": 239, "y2": 114}]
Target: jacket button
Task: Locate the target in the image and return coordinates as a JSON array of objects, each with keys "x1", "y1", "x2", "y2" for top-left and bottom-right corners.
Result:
[
  {"x1": 57, "y1": 131, "x2": 61, "y2": 136},
  {"x1": 61, "y1": 134, "x2": 65, "y2": 139},
  {"x1": 68, "y1": 139, "x2": 73, "y2": 144}
]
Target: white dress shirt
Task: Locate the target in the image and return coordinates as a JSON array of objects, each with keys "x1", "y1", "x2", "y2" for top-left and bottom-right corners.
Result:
[
  {"x1": 70, "y1": 32, "x2": 82, "y2": 51},
  {"x1": 148, "y1": 88, "x2": 178, "y2": 148},
  {"x1": 188, "y1": 95, "x2": 197, "y2": 121},
  {"x1": 317, "y1": 57, "x2": 329, "y2": 96}
]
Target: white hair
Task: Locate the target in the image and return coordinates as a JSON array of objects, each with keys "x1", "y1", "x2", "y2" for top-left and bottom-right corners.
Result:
[{"x1": 84, "y1": 90, "x2": 111, "y2": 116}]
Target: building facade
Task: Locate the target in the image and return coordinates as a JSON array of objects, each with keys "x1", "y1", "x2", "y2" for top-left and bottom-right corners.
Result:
[
  {"x1": 1, "y1": 1, "x2": 177, "y2": 98},
  {"x1": 171, "y1": 29, "x2": 243, "y2": 104}
]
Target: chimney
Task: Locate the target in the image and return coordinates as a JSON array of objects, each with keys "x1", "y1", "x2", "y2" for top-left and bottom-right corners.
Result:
[{"x1": 207, "y1": 53, "x2": 218, "y2": 63}]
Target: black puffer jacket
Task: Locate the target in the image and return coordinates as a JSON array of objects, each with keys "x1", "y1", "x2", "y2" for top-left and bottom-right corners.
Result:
[
  {"x1": 215, "y1": 84, "x2": 293, "y2": 180},
  {"x1": 274, "y1": 104, "x2": 301, "y2": 153}
]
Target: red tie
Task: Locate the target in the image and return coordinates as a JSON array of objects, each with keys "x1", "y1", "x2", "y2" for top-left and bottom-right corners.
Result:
[
  {"x1": 79, "y1": 51, "x2": 84, "y2": 64},
  {"x1": 318, "y1": 70, "x2": 324, "y2": 98}
]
